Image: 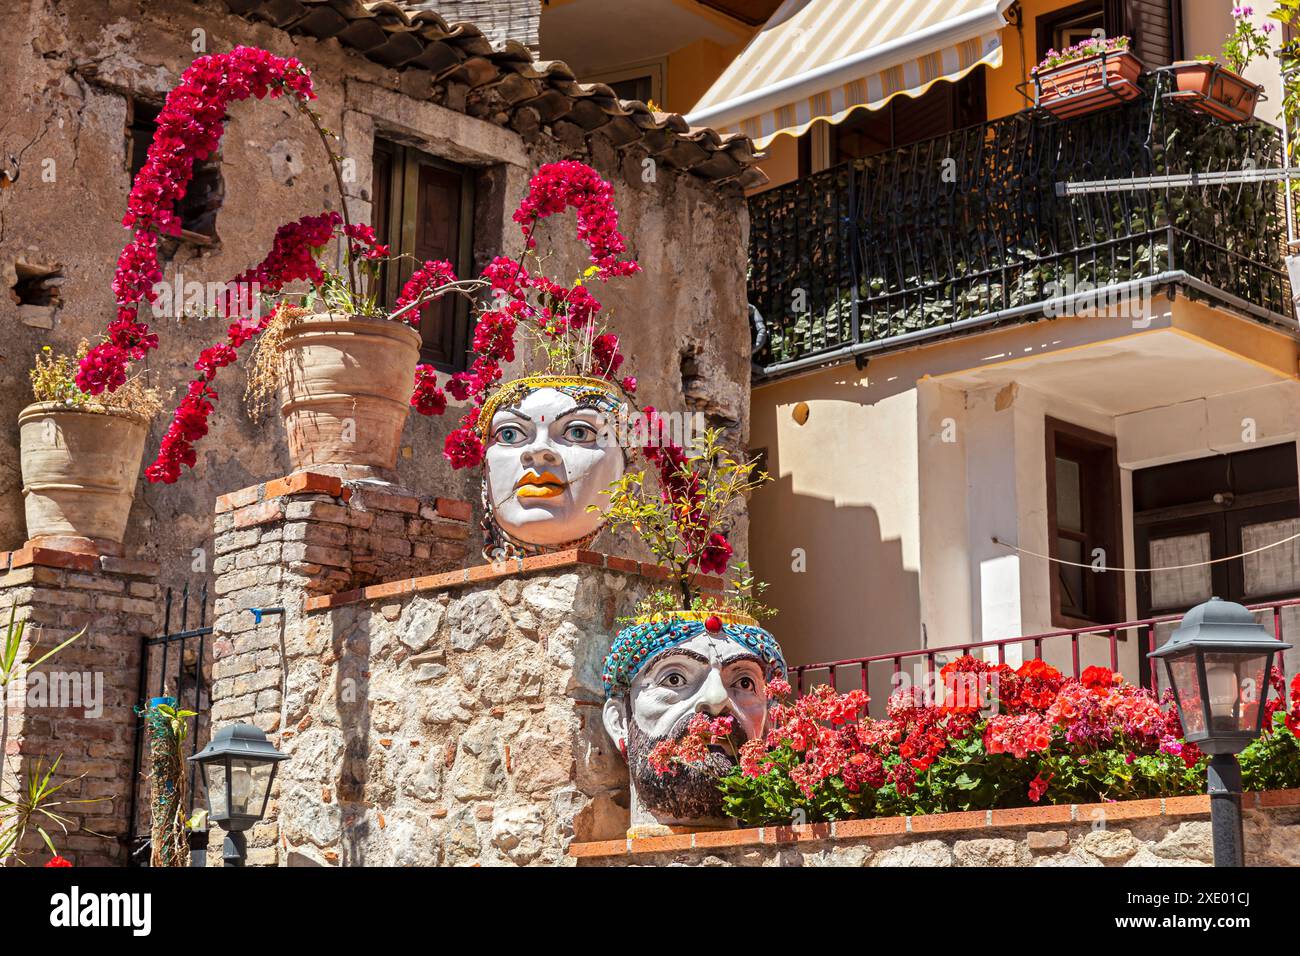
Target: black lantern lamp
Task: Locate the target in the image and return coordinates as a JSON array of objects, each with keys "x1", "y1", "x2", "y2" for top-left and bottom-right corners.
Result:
[
  {"x1": 189, "y1": 723, "x2": 287, "y2": 866},
  {"x1": 1148, "y1": 597, "x2": 1290, "y2": 866}
]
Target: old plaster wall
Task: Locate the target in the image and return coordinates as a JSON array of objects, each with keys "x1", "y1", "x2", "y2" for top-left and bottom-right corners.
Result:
[{"x1": 0, "y1": 0, "x2": 752, "y2": 581}]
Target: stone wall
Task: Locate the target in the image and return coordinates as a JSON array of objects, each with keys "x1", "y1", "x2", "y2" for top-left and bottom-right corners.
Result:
[
  {"x1": 205, "y1": 457, "x2": 746, "y2": 865},
  {"x1": 570, "y1": 792, "x2": 1300, "y2": 867},
  {"x1": 280, "y1": 556, "x2": 659, "y2": 866},
  {"x1": 206, "y1": 471, "x2": 472, "y2": 864},
  {"x1": 0, "y1": 545, "x2": 159, "y2": 866},
  {"x1": 0, "y1": 0, "x2": 755, "y2": 578}
]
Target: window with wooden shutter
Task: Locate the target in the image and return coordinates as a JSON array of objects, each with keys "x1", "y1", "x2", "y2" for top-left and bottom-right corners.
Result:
[
  {"x1": 1045, "y1": 417, "x2": 1125, "y2": 626},
  {"x1": 1038, "y1": 2, "x2": 1181, "y2": 69},
  {"x1": 371, "y1": 139, "x2": 475, "y2": 371},
  {"x1": 1104, "y1": 0, "x2": 1182, "y2": 68}
]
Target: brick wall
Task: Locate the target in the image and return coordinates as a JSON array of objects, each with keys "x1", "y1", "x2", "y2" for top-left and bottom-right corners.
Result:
[
  {"x1": 0, "y1": 546, "x2": 159, "y2": 866},
  {"x1": 206, "y1": 472, "x2": 473, "y2": 864},
  {"x1": 571, "y1": 792, "x2": 1300, "y2": 867}
]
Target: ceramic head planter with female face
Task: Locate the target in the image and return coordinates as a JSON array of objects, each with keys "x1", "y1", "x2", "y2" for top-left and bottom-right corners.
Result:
[
  {"x1": 601, "y1": 612, "x2": 786, "y2": 835},
  {"x1": 478, "y1": 375, "x2": 629, "y2": 559}
]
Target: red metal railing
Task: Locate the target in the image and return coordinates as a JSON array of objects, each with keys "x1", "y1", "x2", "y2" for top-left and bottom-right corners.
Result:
[{"x1": 791, "y1": 597, "x2": 1300, "y2": 712}]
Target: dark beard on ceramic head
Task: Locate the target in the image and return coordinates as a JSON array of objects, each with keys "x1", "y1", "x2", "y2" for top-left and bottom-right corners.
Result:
[{"x1": 626, "y1": 709, "x2": 748, "y2": 823}]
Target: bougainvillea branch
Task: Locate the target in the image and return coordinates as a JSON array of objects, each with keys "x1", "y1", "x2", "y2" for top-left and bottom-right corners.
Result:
[
  {"x1": 80, "y1": 46, "x2": 319, "y2": 398},
  {"x1": 433, "y1": 161, "x2": 643, "y2": 470},
  {"x1": 145, "y1": 213, "x2": 341, "y2": 483}
]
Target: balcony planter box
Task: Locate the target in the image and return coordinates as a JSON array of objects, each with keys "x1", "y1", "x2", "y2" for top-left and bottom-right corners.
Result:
[
  {"x1": 1033, "y1": 49, "x2": 1143, "y2": 119},
  {"x1": 18, "y1": 402, "x2": 149, "y2": 555},
  {"x1": 278, "y1": 312, "x2": 421, "y2": 480},
  {"x1": 1166, "y1": 60, "x2": 1262, "y2": 123}
]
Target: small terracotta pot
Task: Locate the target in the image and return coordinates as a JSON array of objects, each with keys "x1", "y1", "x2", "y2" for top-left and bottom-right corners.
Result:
[
  {"x1": 1034, "y1": 50, "x2": 1143, "y2": 119},
  {"x1": 279, "y1": 312, "x2": 421, "y2": 480},
  {"x1": 18, "y1": 402, "x2": 149, "y2": 555},
  {"x1": 1167, "y1": 60, "x2": 1261, "y2": 123}
]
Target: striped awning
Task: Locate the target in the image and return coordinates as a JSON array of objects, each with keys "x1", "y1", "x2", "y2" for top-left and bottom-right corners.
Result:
[{"x1": 686, "y1": 0, "x2": 1013, "y2": 149}]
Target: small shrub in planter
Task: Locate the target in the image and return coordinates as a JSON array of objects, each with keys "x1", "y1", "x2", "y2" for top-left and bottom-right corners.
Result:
[
  {"x1": 19, "y1": 342, "x2": 161, "y2": 554},
  {"x1": 1032, "y1": 35, "x2": 1142, "y2": 119},
  {"x1": 1167, "y1": 8, "x2": 1270, "y2": 122}
]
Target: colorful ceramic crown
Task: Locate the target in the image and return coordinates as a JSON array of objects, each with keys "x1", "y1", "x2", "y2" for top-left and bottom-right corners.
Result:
[
  {"x1": 475, "y1": 373, "x2": 626, "y2": 442},
  {"x1": 602, "y1": 610, "x2": 787, "y2": 699}
]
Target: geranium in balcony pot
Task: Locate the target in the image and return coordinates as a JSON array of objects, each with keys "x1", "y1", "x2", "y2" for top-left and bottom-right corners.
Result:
[
  {"x1": 19, "y1": 342, "x2": 161, "y2": 555},
  {"x1": 1167, "y1": 7, "x2": 1270, "y2": 123},
  {"x1": 596, "y1": 428, "x2": 788, "y2": 835},
  {"x1": 1032, "y1": 35, "x2": 1142, "y2": 119}
]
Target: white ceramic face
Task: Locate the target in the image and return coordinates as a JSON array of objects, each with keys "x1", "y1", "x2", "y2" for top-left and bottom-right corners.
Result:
[
  {"x1": 626, "y1": 633, "x2": 768, "y2": 746},
  {"x1": 484, "y1": 386, "x2": 625, "y2": 548},
  {"x1": 601, "y1": 632, "x2": 772, "y2": 830}
]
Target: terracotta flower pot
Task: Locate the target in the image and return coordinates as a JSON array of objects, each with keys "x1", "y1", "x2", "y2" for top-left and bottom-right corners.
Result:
[
  {"x1": 1167, "y1": 60, "x2": 1262, "y2": 123},
  {"x1": 18, "y1": 402, "x2": 149, "y2": 555},
  {"x1": 279, "y1": 312, "x2": 421, "y2": 480},
  {"x1": 1033, "y1": 49, "x2": 1143, "y2": 119}
]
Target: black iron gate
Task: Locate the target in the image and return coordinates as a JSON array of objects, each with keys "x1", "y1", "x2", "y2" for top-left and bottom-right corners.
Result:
[{"x1": 127, "y1": 584, "x2": 212, "y2": 866}]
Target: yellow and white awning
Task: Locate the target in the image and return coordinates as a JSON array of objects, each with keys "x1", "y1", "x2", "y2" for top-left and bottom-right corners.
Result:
[{"x1": 686, "y1": 0, "x2": 1013, "y2": 149}]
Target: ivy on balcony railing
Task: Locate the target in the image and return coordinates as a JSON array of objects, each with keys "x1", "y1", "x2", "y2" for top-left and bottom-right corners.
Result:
[{"x1": 748, "y1": 78, "x2": 1292, "y2": 369}]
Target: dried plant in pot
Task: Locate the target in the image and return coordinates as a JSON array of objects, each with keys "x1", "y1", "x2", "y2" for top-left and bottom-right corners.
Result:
[
  {"x1": 1032, "y1": 35, "x2": 1142, "y2": 119},
  {"x1": 20, "y1": 342, "x2": 162, "y2": 555},
  {"x1": 595, "y1": 428, "x2": 788, "y2": 837}
]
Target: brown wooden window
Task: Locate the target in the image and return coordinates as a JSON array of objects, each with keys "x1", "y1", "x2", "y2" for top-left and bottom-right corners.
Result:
[
  {"x1": 1046, "y1": 417, "x2": 1124, "y2": 626},
  {"x1": 128, "y1": 99, "x2": 223, "y2": 243},
  {"x1": 822, "y1": 69, "x2": 986, "y2": 169},
  {"x1": 1038, "y1": 1, "x2": 1182, "y2": 68},
  {"x1": 372, "y1": 139, "x2": 475, "y2": 371}
]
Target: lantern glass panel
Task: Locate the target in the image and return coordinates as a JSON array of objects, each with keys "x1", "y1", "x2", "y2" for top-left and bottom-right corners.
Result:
[
  {"x1": 230, "y1": 759, "x2": 273, "y2": 817},
  {"x1": 1204, "y1": 651, "x2": 1269, "y2": 735},
  {"x1": 203, "y1": 760, "x2": 229, "y2": 820},
  {"x1": 1167, "y1": 653, "x2": 1205, "y2": 736}
]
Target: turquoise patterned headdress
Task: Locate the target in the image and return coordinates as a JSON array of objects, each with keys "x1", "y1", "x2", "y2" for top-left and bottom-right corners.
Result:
[{"x1": 602, "y1": 611, "x2": 786, "y2": 699}]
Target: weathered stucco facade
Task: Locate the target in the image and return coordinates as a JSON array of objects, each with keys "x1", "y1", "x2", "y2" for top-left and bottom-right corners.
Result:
[{"x1": 0, "y1": 0, "x2": 758, "y2": 580}]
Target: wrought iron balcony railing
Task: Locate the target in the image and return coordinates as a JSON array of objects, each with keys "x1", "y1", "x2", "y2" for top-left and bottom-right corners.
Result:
[{"x1": 748, "y1": 79, "x2": 1294, "y2": 373}]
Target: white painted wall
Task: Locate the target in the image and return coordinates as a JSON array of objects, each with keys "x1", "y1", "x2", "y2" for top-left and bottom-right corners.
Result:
[{"x1": 750, "y1": 298, "x2": 1300, "y2": 688}]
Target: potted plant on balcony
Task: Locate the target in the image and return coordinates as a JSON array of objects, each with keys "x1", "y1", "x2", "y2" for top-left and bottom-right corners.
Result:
[
  {"x1": 19, "y1": 341, "x2": 161, "y2": 555},
  {"x1": 1032, "y1": 35, "x2": 1143, "y2": 119},
  {"x1": 1167, "y1": 6, "x2": 1270, "y2": 123}
]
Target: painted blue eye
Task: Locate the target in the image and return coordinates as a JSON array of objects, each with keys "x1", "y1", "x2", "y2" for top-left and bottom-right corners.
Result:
[
  {"x1": 495, "y1": 425, "x2": 525, "y2": 444},
  {"x1": 564, "y1": 422, "x2": 598, "y2": 443}
]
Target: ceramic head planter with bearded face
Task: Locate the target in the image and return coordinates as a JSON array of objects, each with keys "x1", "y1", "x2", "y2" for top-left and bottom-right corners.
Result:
[
  {"x1": 601, "y1": 611, "x2": 786, "y2": 835},
  {"x1": 478, "y1": 374, "x2": 629, "y2": 560}
]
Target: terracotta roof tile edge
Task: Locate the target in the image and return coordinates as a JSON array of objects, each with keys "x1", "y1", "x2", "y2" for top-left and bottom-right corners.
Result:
[{"x1": 218, "y1": 0, "x2": 766, "y2": 188}]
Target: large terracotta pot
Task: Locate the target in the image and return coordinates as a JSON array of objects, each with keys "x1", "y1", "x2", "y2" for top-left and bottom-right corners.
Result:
[
  {"x1": 1033, "y1": 49, "x2": 1143, "y2": 119},
  {"x1": 18, "y1": 402, "x2": 149, "y2": 555},
  {"x1": 278, "y1": 312, "x2": 421, "y2": 480},
  {"x1": 1167, "y1": 60, "x2": 1262, "y2": 123}
]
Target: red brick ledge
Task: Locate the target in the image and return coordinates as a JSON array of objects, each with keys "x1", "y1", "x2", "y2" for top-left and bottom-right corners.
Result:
[
  {"x1": 304, "y1": 549, "x2": 725, "y2": 612},
  {"x1": 214, "y1": 470, "x2": 471, "y2": 523},
  {"x1": 0, "y1": 545, "x2": 159, "y2": 578},
  {"x1": 567, "y1": 789, "x2": 1300, "y2": 859}
]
